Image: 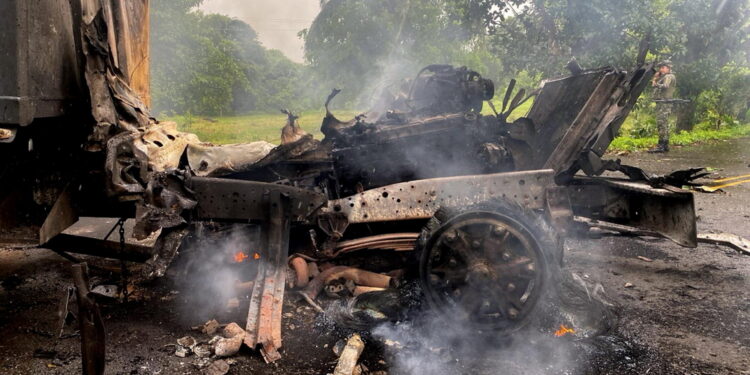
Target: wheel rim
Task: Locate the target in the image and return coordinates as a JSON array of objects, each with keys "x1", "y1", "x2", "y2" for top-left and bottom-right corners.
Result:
[{"x1": 420, "y1": 211, "x2": 547, "y2": 331}]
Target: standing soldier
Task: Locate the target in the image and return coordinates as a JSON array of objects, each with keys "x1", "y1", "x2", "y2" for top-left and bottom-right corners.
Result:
[{"x1": 649, "y1": 60, "x2": 676, "y2": 153}]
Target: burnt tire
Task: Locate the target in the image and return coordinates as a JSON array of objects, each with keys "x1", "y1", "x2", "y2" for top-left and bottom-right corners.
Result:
[{"x1": 416, "y1": 199, "x2": 562, "y2": 334}]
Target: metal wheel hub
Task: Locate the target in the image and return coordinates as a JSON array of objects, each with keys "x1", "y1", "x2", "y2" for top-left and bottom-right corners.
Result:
[{"x1": 420, "y1": 211, "x2": 546, "y2": 331}]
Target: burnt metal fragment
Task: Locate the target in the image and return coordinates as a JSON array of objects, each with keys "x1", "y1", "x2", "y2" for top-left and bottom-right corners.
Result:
[
  {"x1": 244, "y1": 191, "x2": 291, "y2": 363},
  {"x1": 71, "y1": 263, "x2": 105, "y2": 375}
]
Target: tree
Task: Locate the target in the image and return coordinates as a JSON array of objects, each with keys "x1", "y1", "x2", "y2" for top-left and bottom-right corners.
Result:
[
  {"x1": 150, "y1": 0, "x2": 316, "y2": 116},
  {"x1": 303, "y1": 0, "x2": 503, "y2": 107}
]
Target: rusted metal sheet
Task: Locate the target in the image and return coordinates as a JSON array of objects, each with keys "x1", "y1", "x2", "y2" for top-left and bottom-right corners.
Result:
[
  {"x1": 45, "y1": 218, "x2": 158, "y2": 262},
  {"x1": 191, "y1": 178, "x2": 327, "y2": 222},
  {"x1": 141, "y1": 122, "x2": 200, "y2": 172},
  {"x1": 567, "y1": 177, "x2": 697, "y2": 247},
  {"x1": 187, "y1": 141, "x2": 275, "y2": 177},
  {"x1": 244, "y1": 192, "x2": 290, "y2": 363},
  {"x1": 333, "y1": 233, "x2": 419, "y2": 255},
  {"x1": 39, "y1": 188, "x2": 79, "y2": 245},
  {"x1": 321, "y1": 170, "x2": 554, "y2": 224},
  {"x1": 0, "y1": 0, "x2": 84, "y2": 126},
  {"x1": 514, "y1": 64, "x2": 654, "y2": 176},
  {"x1": 113, "y1": 0, "x2": 150, "y2": 106},
  {"x1": 0, "y1": 0, "x2": 149, "y2": 126},
  {"x1": 697, "y1": 232, "x2": 750, "y2": 255},
  {"x1": 542, "y1": 72, "x2": 623, "y2": 171}
]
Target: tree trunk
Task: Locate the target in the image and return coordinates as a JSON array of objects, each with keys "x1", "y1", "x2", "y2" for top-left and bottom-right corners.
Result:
[
  {"x1": 676, "y1": 101, "x2": 697, "y2": 132},
  {"x1": 739, "y1": 100, "x2": 750, "y2": 122}
]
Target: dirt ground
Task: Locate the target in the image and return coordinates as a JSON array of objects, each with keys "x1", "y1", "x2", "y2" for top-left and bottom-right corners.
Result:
[{"x1": 1, "y1": 138, "x2": 748, "y2": 375}]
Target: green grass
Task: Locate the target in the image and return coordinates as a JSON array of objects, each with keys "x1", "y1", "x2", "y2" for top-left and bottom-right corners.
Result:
[
  {"x1": 482, "y1": 97, "x2": 534, "y2": 121},
  {"x1": 164, "y1": 109, "x2": 361, "y2": 145},
  {"x1": 609, "y1": 124, "x2": 750, "y2": 152},
  {"x1": 165, "y1": 100, "x2": 533, "y2": 146},
  {"x1": 166, "y1": 102, "x2": 747, "y2": 153}
]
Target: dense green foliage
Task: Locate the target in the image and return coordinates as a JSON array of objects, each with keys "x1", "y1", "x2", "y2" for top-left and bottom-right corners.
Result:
[
  {"x1": 304, "y1": 0, "x2": 750, "y2": 130},
  {"x1": 150, "y1": 0, "x2": 319, "y2": 116},
  {"x1": 151, "y1": 0, "x2": 750, "y2": 139},
  {"x1": 302, "y1": 0, "x2": 503, "y2": 106}
]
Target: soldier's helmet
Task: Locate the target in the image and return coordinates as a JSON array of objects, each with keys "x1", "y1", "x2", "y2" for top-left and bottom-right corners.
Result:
[{"x1": 657, "y1": 60, "x2": 673, "y2": 68}]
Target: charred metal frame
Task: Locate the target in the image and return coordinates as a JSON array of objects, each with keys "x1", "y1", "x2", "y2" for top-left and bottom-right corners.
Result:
[
  {"x1": 244, "y1": 191, "x2": 290, "y2": 363},
  {"x1": 567, "y1": 177, "x2": 697, "y2": 247},
  {"x1": 190, "y1": 177, "x2": 327, "y2": 223},
  {"x1": 320, "y1": 170, "x2": 553, "y2": 224}
]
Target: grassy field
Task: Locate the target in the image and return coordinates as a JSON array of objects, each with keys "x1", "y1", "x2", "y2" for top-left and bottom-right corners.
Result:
[
  {"x1": 165, "y1": 100, "x2": 534, "y2": 145},
  {"x1": 609, "y1": 125, "x2": 750, "y2": 152},
  {"x1": 165, "y1": 102, "x2": 747, "y2": 153},
  {"x1": 164, "y1": 110, "x2": 360, "y2": 144}
]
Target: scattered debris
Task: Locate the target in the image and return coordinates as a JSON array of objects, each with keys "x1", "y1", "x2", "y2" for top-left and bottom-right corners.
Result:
[
  {"x1": 290, "y1": 256, "x2": 310, "y2": 288},
  {"x1": 177, "y1": 336, "x2": 197, "y2": 348},
  {"x1": 194, "y1": 319, "x2": 221, "y2": 335},
  {"x1": 695, "y1": 174, "x2": 750, "y2": 192},
  {"x1": 280, "y1": 109, "x2": 309, "y2": 145},
  {"x1": 71, "y1": 263, "x2": 105, "y2": 375},
  {"x1": 56, "y1": 287, "x2": 76, "y2": 338},
  {"x1": 637, "y1": 256, "x2": 653, "y2": 262},
  {"x1": 333, "y1": 333, "x2": 365, "y2": 375},
  {"x1": 203, "y1": 359, "x2": 230, "y2": 375},
  {"x1": 624, "y1": 282, "x2": 634, "y2": 288},
  {"x1": 174, "y1": 345, "x2": 190, "y2": 358},
  {"x1": 174, "y1": 336, "x2": 198, "y2": 357},
  {"x1": 214, "y1": 323, "x2": 246, "y2": 357},
  {"x1": 353, "y1": 286, "x2": 387, "y2": 296},
  {"x1": 698, "y1": 232, "x2": 750, "y2": 255},
  {"x1": 301, "y1": 266, "x2": 392, "y2": 303},
  {"x1": 332, "y1": 339, "x2": 346, "y2": 356},
  {"x1": 194, "y1": 343, "x2": 212, "y2": 358},
  {"x1": 0, "y1": 127, "x2": 14, "y2": 140},
  {"x1": 91, "y1": 284, "x2": 119, "y2": 298}
]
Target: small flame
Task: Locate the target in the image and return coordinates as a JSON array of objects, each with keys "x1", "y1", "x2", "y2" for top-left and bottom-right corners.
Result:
[
  {"x1": 234, "y1": 252, "x2": 249, "y2": 263},
  {"x1": 554, "y1": 324, "x2": 575, "y2": 337},
  {"x1": 253, "y1": 252, "x2": 260, "y2": 260}
]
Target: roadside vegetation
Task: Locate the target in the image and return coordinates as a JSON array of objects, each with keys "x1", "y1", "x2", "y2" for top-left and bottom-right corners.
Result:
[
  {"x1": 153, "y1": 0, "x2": 750, "y2": 151},
  {"x1": 166, "y1": 110, "x2": 358, "y2": 144}
]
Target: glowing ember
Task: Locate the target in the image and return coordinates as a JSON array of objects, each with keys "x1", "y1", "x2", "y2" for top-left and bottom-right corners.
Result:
[
  {"x1": 554, "y1": 324, "x2": 575, "y2": 337},
  {"x1": 234, "y1": 252, "x2": 249, "y2": 263},
  {"x1": 253, "y1": 252, "x2": 261, "y2": 260}
]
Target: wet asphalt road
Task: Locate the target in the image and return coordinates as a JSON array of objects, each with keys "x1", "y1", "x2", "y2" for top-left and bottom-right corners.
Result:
[{"x1": 565, "y1": 137, "x2": 750, "y2": 373}]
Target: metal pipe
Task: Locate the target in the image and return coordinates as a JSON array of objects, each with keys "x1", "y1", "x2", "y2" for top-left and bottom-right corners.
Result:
[
  {"x1": 289, "y1": 256, "x2": 309, "y2": 288},
  {"x1": 300, "y1": 266, "x2": 391, "y2": 301}
]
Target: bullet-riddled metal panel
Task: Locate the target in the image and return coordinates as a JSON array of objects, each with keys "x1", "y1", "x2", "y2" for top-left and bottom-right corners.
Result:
[
  {"x1": 321, "y1": 170, "x2": 555, "y2": 224},
  {"x1": 190, "y1": 177, "x2": 327, "y2": 222}
]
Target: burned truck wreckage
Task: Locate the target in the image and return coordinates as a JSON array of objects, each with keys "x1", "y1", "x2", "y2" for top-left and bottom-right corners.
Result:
[{"x1": 0, "y1": 0, "x2": 708, "y2": 368}]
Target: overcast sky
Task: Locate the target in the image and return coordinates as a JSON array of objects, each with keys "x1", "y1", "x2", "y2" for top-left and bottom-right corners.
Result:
[{"x1": 199, "y1": 0, "x2": 321, "y2": 63}]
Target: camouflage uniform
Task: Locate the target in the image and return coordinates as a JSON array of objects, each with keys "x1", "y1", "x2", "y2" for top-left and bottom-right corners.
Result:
[{"x1": 653, "y1": 70, "x2": 676, "y2": 146}]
